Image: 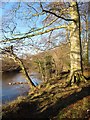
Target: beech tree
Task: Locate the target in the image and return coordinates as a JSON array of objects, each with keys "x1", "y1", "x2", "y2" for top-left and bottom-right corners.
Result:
[
  {"x1": 67, "y1": 2, "x2": 83, "y2": 84},
  {"x1": 1, "y1": 1, "x2": 89, "y2": 86}
]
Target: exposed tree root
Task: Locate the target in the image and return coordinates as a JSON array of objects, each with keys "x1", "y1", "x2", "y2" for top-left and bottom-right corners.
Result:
[{"x1": 66, "y1": 72, "x2": 87, "y2": 87}]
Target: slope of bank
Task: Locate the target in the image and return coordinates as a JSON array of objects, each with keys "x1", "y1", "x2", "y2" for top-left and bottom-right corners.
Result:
[{"x1": 2, "y1": 76, "x2": 90, "y2": 119}]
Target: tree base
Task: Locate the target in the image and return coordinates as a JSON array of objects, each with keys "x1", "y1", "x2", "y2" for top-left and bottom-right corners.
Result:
[{"x1": 66, "y1": 72, "x2": 87, "y2": 87}]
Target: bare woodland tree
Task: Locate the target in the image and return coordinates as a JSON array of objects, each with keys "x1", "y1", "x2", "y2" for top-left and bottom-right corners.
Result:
[
  {"x1": 1, "y1": 1, "x2": 89, "y2": 86},
  {"x1": 2, "y1": 46, "x2": 36, "y2": 88}
]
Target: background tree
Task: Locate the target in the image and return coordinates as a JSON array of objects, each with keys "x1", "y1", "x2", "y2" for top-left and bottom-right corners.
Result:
[{"x1": 35, "y1": 58, "x2": 46, "y2": 81}]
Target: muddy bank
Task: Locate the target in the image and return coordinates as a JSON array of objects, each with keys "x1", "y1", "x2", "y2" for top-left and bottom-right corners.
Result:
[
  {"x1": 2, "y1": 56, "x2": 21, "y2": 73},
  {"x1": 2, "y1": 66, "x2": 21, "y2": 73},
  {"x1": 2, "y1": 56, "x2": 35, "y2": 73},
  {"x1": 83, "y1": 66, "x2": 90, "y2": 79}
]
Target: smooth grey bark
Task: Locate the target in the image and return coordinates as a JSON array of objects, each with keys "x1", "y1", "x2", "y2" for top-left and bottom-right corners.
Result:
[{"x1": 69, "y1": 2, "x2": 83, "y2": 79}]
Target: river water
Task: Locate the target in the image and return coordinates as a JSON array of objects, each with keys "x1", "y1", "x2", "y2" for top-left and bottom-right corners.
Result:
[{"x1": 2, "y1": 72, "x2": 42, "y2": 104}]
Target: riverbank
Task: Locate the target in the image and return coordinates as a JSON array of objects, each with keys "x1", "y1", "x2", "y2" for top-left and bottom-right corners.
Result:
[{"x1": 2, "y1": 76, "x2": 90, "y2": 119}]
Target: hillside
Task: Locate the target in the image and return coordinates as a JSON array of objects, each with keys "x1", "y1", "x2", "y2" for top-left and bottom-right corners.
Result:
[
  {"x1": 2, "y1": 42, "x2": 90, "y2": 79},
  {"x1": 1, "y1": 43, "x2": 70, "y2": 73}
]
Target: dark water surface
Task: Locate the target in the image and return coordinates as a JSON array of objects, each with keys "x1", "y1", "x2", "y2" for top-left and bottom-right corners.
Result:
[{"x1": 2, "y1": 72, "x2": 42, "y2": 104}]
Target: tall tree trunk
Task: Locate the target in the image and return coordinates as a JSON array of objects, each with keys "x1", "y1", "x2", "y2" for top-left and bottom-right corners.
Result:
[
  {"x1": 38, "y1": 59, "x2": 45, "y2": 81},
  {"x1": 69, "y1": 2, "x2": 83, "y2": 83}
]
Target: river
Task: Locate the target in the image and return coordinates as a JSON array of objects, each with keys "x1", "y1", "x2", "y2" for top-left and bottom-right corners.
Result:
[{"x1": 2, "y1": 72, "x2": 42, "y2": 104}]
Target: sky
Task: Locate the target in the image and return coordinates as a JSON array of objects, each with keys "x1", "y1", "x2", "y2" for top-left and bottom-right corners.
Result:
[
  {"x1": 1, "y1": 2, "x2": 89, "y2": 58},
  {"x1": 1, "y1": 2, "x2": 46, "y2": 55},
  {"x1": 1, "y1": 2, "x2": 66, "y2": 56},
  {"x1": 2, "y1": 2, "x2": 44, "y2": 35}
]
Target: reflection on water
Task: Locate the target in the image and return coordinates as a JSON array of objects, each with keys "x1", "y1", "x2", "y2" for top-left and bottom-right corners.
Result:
[{"x1": 2, "y1": 72, "x2": 42, "y2": 104}]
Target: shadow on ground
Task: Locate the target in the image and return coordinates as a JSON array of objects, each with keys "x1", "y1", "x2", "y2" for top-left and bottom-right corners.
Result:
[{"x1": 2, "y1": 83, "x2": 90, "y2": 120}]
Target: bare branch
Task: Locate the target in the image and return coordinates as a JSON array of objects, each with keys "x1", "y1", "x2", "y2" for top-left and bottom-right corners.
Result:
[
  {"x1": 2, "y1": 25, "x2": 67, "y2": 42},
  {"x1": 12, "y1": 18, "x2": 58, "y2": 36},
  {"x1": 40, "y1": 3, "x2": 76, "y2": 22}
]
